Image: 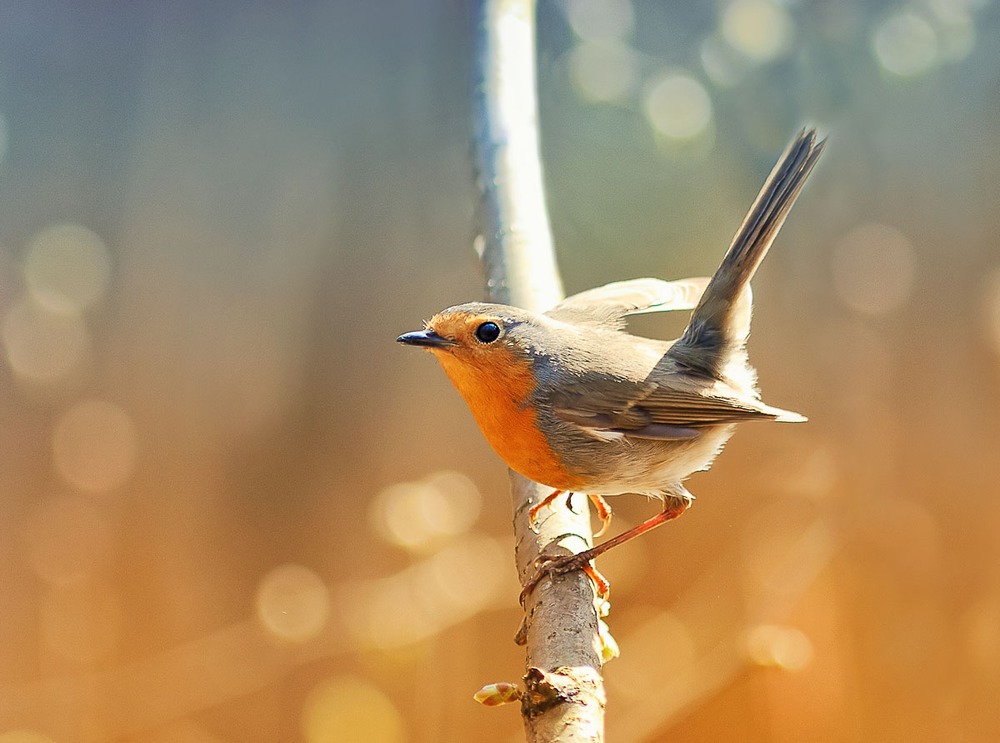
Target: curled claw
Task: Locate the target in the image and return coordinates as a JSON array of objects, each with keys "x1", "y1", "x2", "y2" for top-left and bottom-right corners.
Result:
[
  {"x1": 528, "y1": 489, "x2": 564, "y2": 533},
  {"x1": 564, "y1": 492, "x2": 577, "y2": 514},
  {"x1": 588, "y1": 494, "x2": 613, "y2": 537}
]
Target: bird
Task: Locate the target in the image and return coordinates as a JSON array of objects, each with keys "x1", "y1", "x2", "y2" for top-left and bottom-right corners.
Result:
[{"x1": 397, "y1": 129, "x2": 824, "y2": 596}]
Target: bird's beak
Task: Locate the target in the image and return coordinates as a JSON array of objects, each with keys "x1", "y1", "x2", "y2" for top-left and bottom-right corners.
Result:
[{"x1": 396, "y1": 329, "x2": 457, "y2": 349}]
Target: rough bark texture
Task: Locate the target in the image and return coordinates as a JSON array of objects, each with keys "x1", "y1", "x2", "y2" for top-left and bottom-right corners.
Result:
[{"x1": 471, "y1": 1, "x2": 606, "y2": 741}]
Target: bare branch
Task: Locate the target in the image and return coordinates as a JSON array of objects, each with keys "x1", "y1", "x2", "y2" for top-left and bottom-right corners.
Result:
[{"x1": 471, "y1": 1, "x2": 606, "y2": 740}]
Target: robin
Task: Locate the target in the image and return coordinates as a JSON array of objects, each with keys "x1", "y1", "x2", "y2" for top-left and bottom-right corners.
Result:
[{"x1": 398, "y1": 129, "x2": 824, "y2": 596}]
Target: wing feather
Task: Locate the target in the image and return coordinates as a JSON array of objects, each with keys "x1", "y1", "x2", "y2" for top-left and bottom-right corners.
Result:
[
  {"x1": 546, "y1": 277, "x2": 709, "y2": 328},
  {"x1": 550, "y1": 375, "x2": 805, "y2": 440}
]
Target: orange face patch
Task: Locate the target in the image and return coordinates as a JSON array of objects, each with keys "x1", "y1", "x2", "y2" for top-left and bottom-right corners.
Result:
[{"x1": 425, "y1": 312, "x2": 580, "y2": 491}]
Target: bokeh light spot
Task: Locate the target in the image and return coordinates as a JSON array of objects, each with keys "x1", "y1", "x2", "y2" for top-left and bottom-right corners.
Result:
[
  {"x1": 370, "y1": 471, "x2": 481, "y2": 552},
  {"x1": 420, "y1": 533, "x2": 504, "y2": 613},
  {"x1": 565, "y1": 0, "x2": 634, "y2": 43},
  {"x1": 644, "y1": 72, "x2": 713, "y2": 140},
  {"x1": 342, "y1": 535, "x2": 506, "y2": 650},
  {"x1": 873, "y1": 11, "x2": 939, "y2": 77},
  {"x1": 23, "y1": 223, "x2": 111, "y2": 313},
  {"x1": 721, "y1": 0, "x2": 794, "y2": 63},
  {"x1": 929, "y1": 1, "x2": 976, "y2": 63},
  {"x1": 40, "y1": 581, "x2": 121, "y2": 664},
  {"x1": 52, "y1": 399, "x2": 138, "y2": 493},
  {"x1": 301, "y1": 676, "x2": 404, "y2": 743},
  {"x1": 422, "y1": 470, "x2": 482, "y2": 533},
  {"x1": 349, "y1": 579, "x2": 435, "y2": 649},
  {"x1": 745, "y1": 624, "x2": 814, "y2": 670},
  {"x1": 568, "y1": 42, "x2": 637, "y2": 103},
  {"x1": 24, "y1": 495, "x2": 114, "y2": 585},
  {"x1": 256, "y1": 564, "x2": 330, "y2": 642},
  {"x1": 2, "y1": 298, "x2": 89, "y2": 382},
  {"x1": 700, "y1": 35, "x2": 747, "y2": 88},
  {"x1": 831, "y1": 223, "x2": 916, "y2": 317}
]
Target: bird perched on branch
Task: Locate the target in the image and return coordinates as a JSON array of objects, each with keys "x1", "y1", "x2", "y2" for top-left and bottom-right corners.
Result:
[{"x1": 398, "y1": 129, "x2": 824, "y2": 596}]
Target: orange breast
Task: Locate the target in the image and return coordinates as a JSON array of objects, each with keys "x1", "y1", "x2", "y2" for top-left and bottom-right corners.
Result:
[{"x1": 434, "y1": 349, "x2": 581, "y2": 491}]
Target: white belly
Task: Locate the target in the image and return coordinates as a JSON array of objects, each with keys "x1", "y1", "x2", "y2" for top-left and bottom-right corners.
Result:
[{"x1": 578, "y1": 425, "x2": 736, "y2": 497}]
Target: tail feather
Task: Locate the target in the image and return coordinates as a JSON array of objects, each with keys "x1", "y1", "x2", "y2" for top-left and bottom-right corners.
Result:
[{"x1": 668, "y1": 129, "x2": 825, "y2": 377}]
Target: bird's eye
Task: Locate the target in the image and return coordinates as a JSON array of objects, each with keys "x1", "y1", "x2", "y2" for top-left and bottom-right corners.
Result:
[{"x1": 475, "y1": 321, "x2": 501, "y2": 343}]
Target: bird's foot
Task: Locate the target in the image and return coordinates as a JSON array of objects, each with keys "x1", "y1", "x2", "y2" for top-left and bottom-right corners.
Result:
[{"x1": 520, "y1": 549, "x2": 610, "y2": 604}]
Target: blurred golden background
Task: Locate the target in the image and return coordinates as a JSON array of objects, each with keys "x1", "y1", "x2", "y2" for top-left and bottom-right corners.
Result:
[{"x1": 0, "y1": 1, "x2": 998, "y2": 741}]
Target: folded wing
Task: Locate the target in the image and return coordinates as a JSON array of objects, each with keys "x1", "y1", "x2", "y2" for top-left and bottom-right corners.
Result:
[{"x1": 551, "y1": 375, "x2": 805, "y2": 441}]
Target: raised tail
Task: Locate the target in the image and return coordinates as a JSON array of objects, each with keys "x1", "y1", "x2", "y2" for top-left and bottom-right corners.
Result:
[{"x1": 668, "y1": 128, "x2": 825, "y2": 378}]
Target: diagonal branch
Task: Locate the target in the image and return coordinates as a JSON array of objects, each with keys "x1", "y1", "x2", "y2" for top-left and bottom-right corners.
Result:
[{"x1": 471, "y1": 1, "x2": 606, "y2": 741}]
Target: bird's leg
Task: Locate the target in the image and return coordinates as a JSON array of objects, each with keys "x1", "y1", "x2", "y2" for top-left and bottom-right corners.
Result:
[
  {"x1": 528, "y1": 489, "x2": 564, "y2": 533},
  {"x1": 588, "y1": 494, "x2": 613, "y2": 537},
  {"x1": 522, "y1": 492, "x2": 692, "y2": 600}
]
